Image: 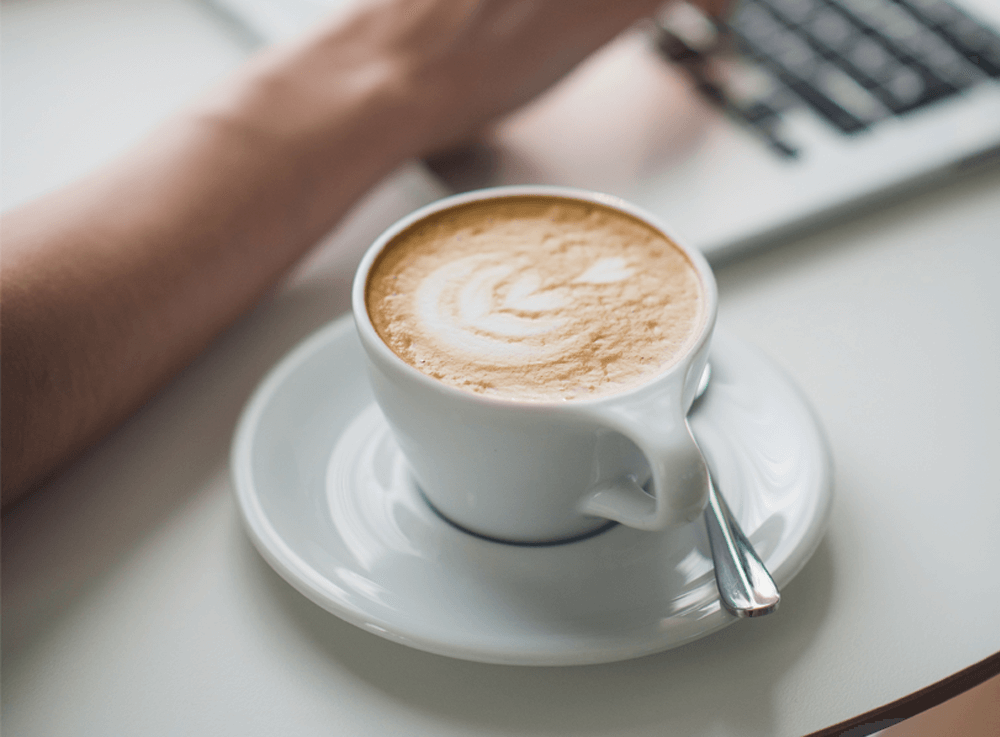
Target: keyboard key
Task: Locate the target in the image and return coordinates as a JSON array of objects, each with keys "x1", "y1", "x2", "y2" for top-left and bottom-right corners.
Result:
[
  {"x1": 773, "y1": 31, "x2": 822, "y2": 71},
  {"x1": 809, "y1": 8, "x2": 855, "y2": 53},
  {"x1": 731, "y1": 3, "x2": 784, "y2": 48},
  {"x1": 847, "y1": 37, "x2": 894, "y2": 78},
  {"x1": 872, "y1": 3, "x2": 925, "y2": 43},
  {"x1": 882, "y1": 65, "x2": 927, "y2": 106}
]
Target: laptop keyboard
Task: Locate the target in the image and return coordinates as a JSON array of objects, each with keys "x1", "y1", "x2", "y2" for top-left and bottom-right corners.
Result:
[{"x1": 657, "y1": 0, "x2": 1000, "y2": 154}]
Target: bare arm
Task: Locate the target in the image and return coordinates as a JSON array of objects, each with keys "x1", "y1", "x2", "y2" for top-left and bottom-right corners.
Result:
[{"x1": 1, "y1": 0, "x2": 725, "y2": 505}]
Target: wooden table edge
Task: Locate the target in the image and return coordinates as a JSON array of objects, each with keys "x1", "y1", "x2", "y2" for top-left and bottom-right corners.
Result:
[{"x1": 805, "y1": 650, "x2": 1000, "y2": 736}]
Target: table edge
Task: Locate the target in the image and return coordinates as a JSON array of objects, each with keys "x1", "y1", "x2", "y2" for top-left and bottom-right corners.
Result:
[{"x1": 806, "y1": 650, "x2": 1000, "y2": 736}]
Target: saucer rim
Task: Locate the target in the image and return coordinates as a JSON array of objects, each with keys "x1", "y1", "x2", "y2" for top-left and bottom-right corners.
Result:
[{"x1": 231, "y1": 315, "x2": 833, "y2": 665}]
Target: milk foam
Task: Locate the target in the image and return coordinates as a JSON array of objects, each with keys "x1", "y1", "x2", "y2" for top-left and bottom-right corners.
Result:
[
  {"x1": 366, "y1": 197, "x2": 705, "y2": 401},
  {"x1": 416, "y1": 254, "x2": 568, "y2": 360}
]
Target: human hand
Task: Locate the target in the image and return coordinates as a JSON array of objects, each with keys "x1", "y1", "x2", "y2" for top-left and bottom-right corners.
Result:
[
  {"x1": 340, "y1": 0, "x2": 682, "y2": 148},
  {"x1": 230, "y1": 0, "x2": 730, "y2": 157}
]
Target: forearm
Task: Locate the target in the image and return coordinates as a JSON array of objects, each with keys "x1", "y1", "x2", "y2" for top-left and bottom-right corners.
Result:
[
  {"x1": 0, "y1": 19, "x2": 434, "y2": 504},
  {"x1": 1, "y1": 0, "x2": 686, "y2": 506}
]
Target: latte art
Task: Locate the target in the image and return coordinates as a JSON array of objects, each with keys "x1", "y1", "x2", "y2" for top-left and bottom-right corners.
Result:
[
  {"x1": 366, "y1": 197, "x2": 706, "y2": 401},
  {"x1": 417, "y1": 255, "x2": 568, "y2": 359}
]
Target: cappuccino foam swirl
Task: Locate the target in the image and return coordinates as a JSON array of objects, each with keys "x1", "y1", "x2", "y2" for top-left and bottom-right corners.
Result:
[{"x1": 367, "y1": 197, "x2": 705, "y2": 401}]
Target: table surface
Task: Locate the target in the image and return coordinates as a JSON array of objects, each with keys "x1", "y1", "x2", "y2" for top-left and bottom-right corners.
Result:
[{"x1": 3, "y1": 1, "x2": 999, "y2": 735}]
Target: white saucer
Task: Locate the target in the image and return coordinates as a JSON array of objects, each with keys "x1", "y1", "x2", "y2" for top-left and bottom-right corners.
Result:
[{"x1": 231, "y1": 315, "x2": 832, "y2": 666}]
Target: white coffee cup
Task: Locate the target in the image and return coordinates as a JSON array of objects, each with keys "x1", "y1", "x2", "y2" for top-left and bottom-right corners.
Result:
[{"x1": 352, "y1": 186, "x2": 717, "y2": 544}]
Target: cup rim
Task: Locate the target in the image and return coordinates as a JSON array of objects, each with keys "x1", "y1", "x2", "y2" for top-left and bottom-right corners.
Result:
[{"x1": 351, "y1": 185, "x2": 718, "y2": 408}]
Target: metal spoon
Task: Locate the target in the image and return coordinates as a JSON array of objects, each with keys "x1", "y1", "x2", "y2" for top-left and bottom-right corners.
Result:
[{"x1": 690, "y1": 364, "x2": 780, "y2": 617}]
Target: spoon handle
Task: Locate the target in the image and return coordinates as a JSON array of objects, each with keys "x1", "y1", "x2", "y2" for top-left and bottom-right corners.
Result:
[{"x1": 704, "y1": 471, "x2": 780, "y2": 617}]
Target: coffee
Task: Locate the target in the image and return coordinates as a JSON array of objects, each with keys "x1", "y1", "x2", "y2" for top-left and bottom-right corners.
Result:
[{"x1": 366, "y1": 195, "x2": 706, "y2": 401}]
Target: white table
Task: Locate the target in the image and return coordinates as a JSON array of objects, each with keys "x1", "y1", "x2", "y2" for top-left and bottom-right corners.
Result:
[{"x1": 3, "y1": 1, "x2": 999, "y2": 735}]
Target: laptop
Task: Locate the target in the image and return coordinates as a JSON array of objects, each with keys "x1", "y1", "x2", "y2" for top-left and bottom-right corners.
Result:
[{"x1": 202, "y1": 0, "x2": 1000, "y2": 262}]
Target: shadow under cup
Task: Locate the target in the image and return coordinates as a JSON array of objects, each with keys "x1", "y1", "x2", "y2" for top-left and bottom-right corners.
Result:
[{"x1": 351, "y1": 186, "x2": 718, "y2": 545}]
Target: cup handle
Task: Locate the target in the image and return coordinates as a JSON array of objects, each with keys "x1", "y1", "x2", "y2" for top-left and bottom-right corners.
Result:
[{"x1": 576, "y1": 400, "x2": 709, "y2": 531}]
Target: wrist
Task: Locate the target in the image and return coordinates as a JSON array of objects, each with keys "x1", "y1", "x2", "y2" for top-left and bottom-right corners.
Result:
[
  {"x1": 179, "y1": 34, "x2": 439, "y2": 243},
  {"x1": 200, "y1": 15, "x2": 460, "y2": 171}
]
